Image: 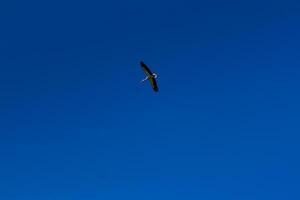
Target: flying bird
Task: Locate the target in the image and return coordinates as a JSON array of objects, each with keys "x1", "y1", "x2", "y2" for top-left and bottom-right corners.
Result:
[{"x1": 140, "y1": 61, "x2": 159, "y2": 92}]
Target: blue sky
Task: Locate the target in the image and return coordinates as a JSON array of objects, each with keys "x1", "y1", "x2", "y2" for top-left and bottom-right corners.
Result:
[{"x1": 1, "y1": 0, "x2": 300, "y2": 199}]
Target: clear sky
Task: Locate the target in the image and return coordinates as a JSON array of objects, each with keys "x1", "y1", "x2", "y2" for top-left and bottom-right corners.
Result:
[{"x1": 1, "y1": 0, "x2": 300, "y2": 199}]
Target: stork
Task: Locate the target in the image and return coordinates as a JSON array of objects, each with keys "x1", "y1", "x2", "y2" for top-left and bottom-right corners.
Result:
[{"x1": 140, "y1": 61, "x2": 159, "y2": 92}]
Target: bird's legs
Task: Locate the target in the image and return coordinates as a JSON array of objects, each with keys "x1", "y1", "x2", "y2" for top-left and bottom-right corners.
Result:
[{"x1": 140, "y1": 76, "x2": 149, "y2": 83}]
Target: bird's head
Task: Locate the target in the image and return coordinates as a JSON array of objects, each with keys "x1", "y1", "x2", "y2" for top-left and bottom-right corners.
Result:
[{"x1": 153, "y1": 73, "x2": 158, "y2": 78}]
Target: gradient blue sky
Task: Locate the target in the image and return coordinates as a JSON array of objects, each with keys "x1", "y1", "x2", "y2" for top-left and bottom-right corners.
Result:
[{"x1": 1, "y1": 0, "x2": 300, "y2": 199}]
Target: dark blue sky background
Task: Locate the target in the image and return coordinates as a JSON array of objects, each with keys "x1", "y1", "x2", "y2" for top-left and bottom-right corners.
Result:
[{"x1": 1, "y1": 0, "x2": 300, "y2": 199}]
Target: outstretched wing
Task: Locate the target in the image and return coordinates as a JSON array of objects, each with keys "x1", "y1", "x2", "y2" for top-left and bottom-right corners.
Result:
[
  {"x1": 140, "y1": 61, "x2": 153, "y2": 76},
  {"x1": 149, "y1": 77, "x2": 159, "y2": 92}
]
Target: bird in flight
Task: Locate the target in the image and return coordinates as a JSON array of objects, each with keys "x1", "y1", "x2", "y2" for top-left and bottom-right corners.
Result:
[{"x1": 140, "y1": 61, "x2": 159, "y2": 92}]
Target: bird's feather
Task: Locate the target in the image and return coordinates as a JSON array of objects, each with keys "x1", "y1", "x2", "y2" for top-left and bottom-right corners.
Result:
[
  {"x1": 149, "y1": 77, "x2": 159, "y2": 92},
  {"x1": 140, "y1": 61, "x2": 153, "y2": 76}
]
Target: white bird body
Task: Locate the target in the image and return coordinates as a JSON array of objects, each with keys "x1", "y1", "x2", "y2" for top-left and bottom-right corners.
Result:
[{"x1": 140, "y1": 73, "x2": 157, "y2": 83}]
